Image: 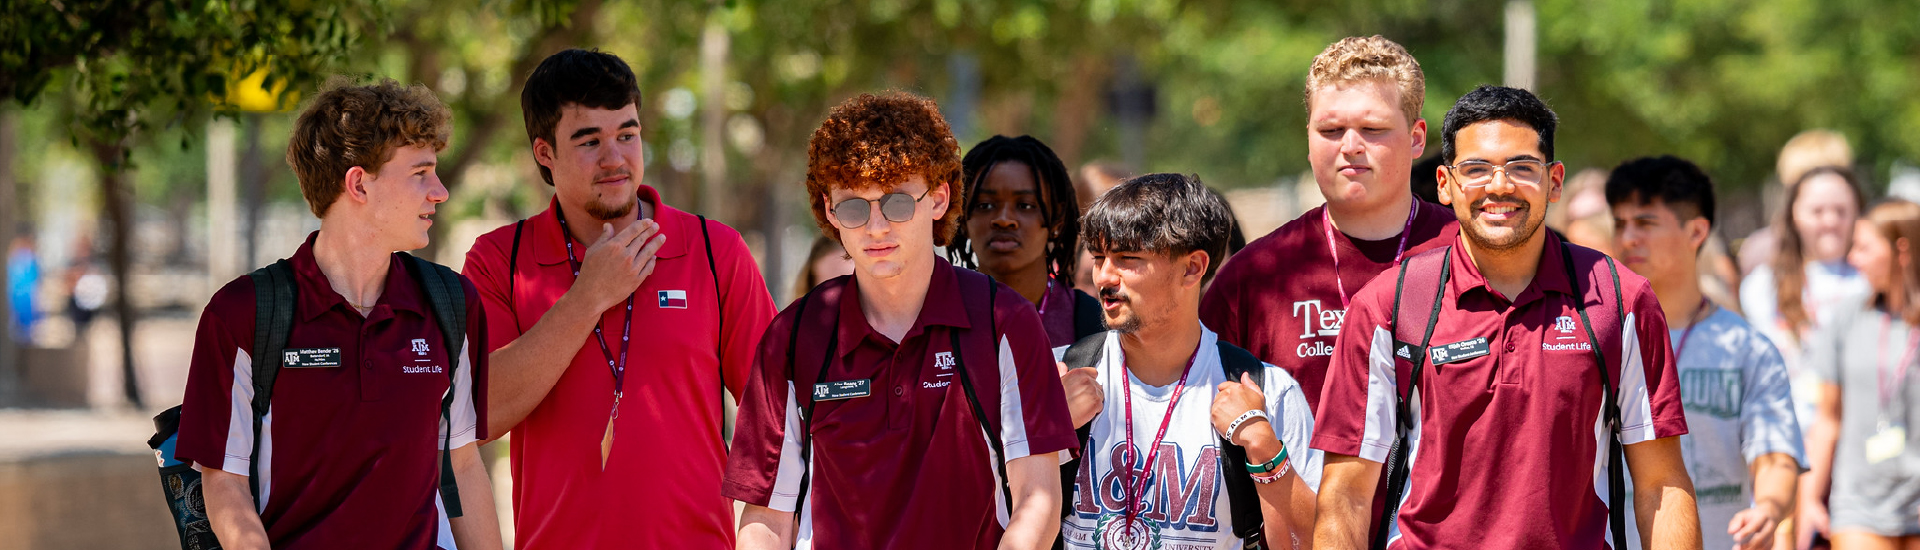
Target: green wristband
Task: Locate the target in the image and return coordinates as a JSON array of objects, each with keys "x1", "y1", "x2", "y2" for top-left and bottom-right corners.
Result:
[{"x1": 1246, "y1": 444, "x2": 1288, "y2": 474}]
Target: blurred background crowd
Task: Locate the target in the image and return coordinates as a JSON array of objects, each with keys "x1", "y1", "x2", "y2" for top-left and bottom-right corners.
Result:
[{"x1": 2, "y1": 0, "x2": 1919, "y2": 548}]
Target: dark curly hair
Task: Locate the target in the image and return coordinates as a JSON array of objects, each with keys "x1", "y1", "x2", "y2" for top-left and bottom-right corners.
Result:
[
  {"x1": 287, "y1": 76, "x2": 451, "y2": 217},
  {"x1": 1082, "y1": 173, "x2": 1236, "y2": 284},
  {"x1": 805, "y1": 91, "x2": 965, "y2": 246},
  {"x1": 948, "y1": 135, "x2": 1081, "y2": 287}
]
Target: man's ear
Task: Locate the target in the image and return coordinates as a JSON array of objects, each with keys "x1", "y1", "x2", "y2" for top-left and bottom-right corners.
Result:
[
  {"x1": 533, "y1": 137, "x2": 556, "y2": 172},
  {"x1": 1409, "y1": 118, "x2": 1428, "y2": 158},
  {"x1": 1183, "y1": 249, "x2": 1211, "y2": 289},
  {"x1": 341, "y1": 165, "x2": 372, "y2": 207},
  {"x1": 930, "y1": 179, "x2": 952, "y2": 220},
  {"x1": 1685, "y1": 218, "x2": 1712, "y2": 253},
  {"x1": 1546, "y1": 161, "x2": 1567, "y2": 204},
  {"x1": 1436, "y1": 163, "x2": 1455, "y2": 206}
]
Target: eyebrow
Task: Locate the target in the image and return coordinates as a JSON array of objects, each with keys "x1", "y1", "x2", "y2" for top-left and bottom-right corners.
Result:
[
  {"x1": 1504, "y1": 154, "x2": 1545, "y2": 163},
  {"x1": 412, "y1": 160, "x2": 437, "y2": 169},
  {"x1": 568, "y1": 118, "x2": 641, "y2": 141}
]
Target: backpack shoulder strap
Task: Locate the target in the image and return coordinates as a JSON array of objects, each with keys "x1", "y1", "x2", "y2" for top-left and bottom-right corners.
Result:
[
  {"x1": 697, "y1": 215, "x2": 731, "y2": 450},
  {"x1": 245, "y1": 259, "x2": 298, "y2": 502},
  {"x1": 1056, "y1": 330, "x2": 1107, "y2": 527},
  {"x1": 1214, "y1": 340, "x2": 1269, "y2": 545},
  {"x1": 1372, "y1": 245, "x2": 1452, "y2": 550},
  {"x1": 1560, "y1": 241, "x2": 1630, "y2": 548},
  {"x1": 399, "y1": 252, "x2": 468, "y2": 518},
  {"x1": 507, "y1": 219, "x2": 525, "y2": 333},
  {"x1": 947, "y1": 270, "x2": 1014, "y2": 517},
  {"x1": 1071, "y1": 288, "x2": 1106, "y2": 340},
  {"x1": 790, "y1": 279, "x2": 843, "y2": 517}
]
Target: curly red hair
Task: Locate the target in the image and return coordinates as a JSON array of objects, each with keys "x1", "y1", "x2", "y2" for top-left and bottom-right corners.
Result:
[{"x1": 806, "y1": 91, "x2": 964, "y2": 245}]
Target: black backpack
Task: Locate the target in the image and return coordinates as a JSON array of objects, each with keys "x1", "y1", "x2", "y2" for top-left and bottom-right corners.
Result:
[
  {"x1": 1054, "y1": 331, "x2": 1270, "y2": 550},
  {"x1": 1372, "y1": 241, "x2": 1627, "y2": 550},
  {"x1": 781, "y1": 268, "x2": 1014, "y2": 521},
  {"x1": 148, "y1": 253, "x2": 469, "y2": 550},
  {"x1": 1071, "y1": 288, "x2": 1106, "y2": 340}
]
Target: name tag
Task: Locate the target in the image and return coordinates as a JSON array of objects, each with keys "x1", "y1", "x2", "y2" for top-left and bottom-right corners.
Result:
[
  {"x1": 282, "y1": 347, "x2": 343, "y2": 368},
  {"x1": 813, "y1": 379, "x2": 871, "y2": 401},
  {"x1": 1428, "y1": 337, "x2": 1491, "y2": 365}
]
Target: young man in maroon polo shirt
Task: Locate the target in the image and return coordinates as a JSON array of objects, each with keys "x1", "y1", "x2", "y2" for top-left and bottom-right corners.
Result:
[
  {"x1": 725, "y1": 92, "x2": 1076, "y2": 549},
  {"x1": 1201, "y1": 35, "x2": 1458, "y2": 411},
  {"x1": 1312, "y1": 86, "x2": 1702, "y2": 550},
  {"x1": 176, "y1": 80, "x2": 501, "y2": 550},
  {"x1": 1059, "y1": 173, "x2": 1322, "y2": 549},
  {"x1": 461, "y1": 50, "x2": 776, "y2": 549}
]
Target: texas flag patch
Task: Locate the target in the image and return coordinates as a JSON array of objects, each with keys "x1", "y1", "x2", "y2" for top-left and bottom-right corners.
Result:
[{"x1": 657, "y1": 290, "x2": 689, "y2": 309}]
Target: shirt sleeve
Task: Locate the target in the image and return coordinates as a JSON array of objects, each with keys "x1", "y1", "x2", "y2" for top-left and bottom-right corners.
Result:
[
  {"x1": 707, "y1": 219, "x2": 778, "y2": 402},
  {"x1": 442, "y1": 276, "x2": 490, "y2": 447},
  {"x1": 1262, "y1": 364, "x2": 1323, "y2": 492},
  {"x1": 174, "y1": 278, "x2": 259, "y2": 476},
  {"x1": 1619, "y1": 279, "x2": 1688, "y2": 444},
  {"x1": 994, "y1": 283, "x2": 1076, "y2": 461},
  {"x1": 460, "y1": 228, "x2": 524, "y2": 356},
  {"x1": 1741, "y1": 330, "x2": 1805, "y2": 468},
  {"x1": 1309, "y1": 274, "x2": 1398, "y2": 463},
  {"x1": 722, "y1": 305, "x2": 807, "y2": 511}
]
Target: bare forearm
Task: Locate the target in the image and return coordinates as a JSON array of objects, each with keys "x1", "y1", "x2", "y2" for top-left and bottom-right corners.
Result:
[
  {"x1": 202, "y1": 468, "x2": 270, "y2": 550},
  {"x1": 999, "y1": 453, "x2": 1063, "y2": 550},
  {"x1": 486, "y1": 291, "x2": 602, "y2": 436},
  {"x1": 736, "y1": 505, "x2": 794, "y2": 550},
  {"x1": 1245, "y1": 437, "x2": 1312, "y2": 550},
  {"x1": 1751, "y1": 452, "x2": 1800, "y2": 523},
  {"x1": 1312, "y1": 457, "x2": 1380, "y2": 550},
  {"x1": 1640, "y1": 481, "x2": 1703, "y2": 550},
  {"x1": 448, "y1": 444, "x2": 503, "y2": 550}
]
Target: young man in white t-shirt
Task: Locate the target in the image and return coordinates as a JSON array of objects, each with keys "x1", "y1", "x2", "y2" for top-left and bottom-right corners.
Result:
[
  {"x1": 1607, "y1": 156, "x2": 1805, "y2": 550},
  {"x1": 1058, "y1": 173, "x2": 1322, "y2": 549}
]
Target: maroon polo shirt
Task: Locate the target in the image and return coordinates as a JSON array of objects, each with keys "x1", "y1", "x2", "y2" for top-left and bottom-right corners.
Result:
[
  {"x1": 176, "y1": 234, "x2": 488, "y2": 550},
  {"x1": 1202, "y1": 201, "x2": 1458, "y2": 410},
  {"x1": 723, "y1": 257, "x2": 1076, "y2": 549},
  {"x1": 1312, "y1": 231, "x2": 1686, "y2": 550}
]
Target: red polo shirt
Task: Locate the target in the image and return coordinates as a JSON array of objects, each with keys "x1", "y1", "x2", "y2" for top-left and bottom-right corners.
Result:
[
  {"x1": 176, "y1": 234, "x2": 488, "y2": 550},
  {"x1": 462, "y1": 185, "x2": 776, "y2": 549},
  {"x1": 1201, "y1": 201, "x2": 1457, "y2": 410},
  {"x1": 723, "y1": 258, "x2": 1077, "y2": 549},
  {"x1": 1313, "y1": 231, "x2": 1687, "y2": 550}
]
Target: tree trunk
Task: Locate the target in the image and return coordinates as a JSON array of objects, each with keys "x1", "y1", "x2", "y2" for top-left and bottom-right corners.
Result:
[
  {"x1": 0, "y1": 107, "x2": 18, "y2": 403},
  {"x1": 241, "y1": 114, "x2": 267, "y2": 270},
  {"x1": 90, "y1": 138, "x2": 141, "y2": 408}
]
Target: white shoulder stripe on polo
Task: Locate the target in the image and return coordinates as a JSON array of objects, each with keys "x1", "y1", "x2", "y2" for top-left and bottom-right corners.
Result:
[
  {"x1": 1590, "y1": 398, "x2": 1617, "y2": 549},
  {"x1": 256, "y1": 407, "x2": 274, "y2": 513},
  {"x1": 442, "y1": 336, "x2": 479, "y2": 447},
  {"x1": 1615, "y1": 311, "x2": 1659, "y2": 444},
  {"x1": 989, "y1": 333, "x2": 1026, "y2": 528},
  {"x1": 768, "y1": 382, "x2": 806, "y2": 512},
  {"x1": 219, "y1": 348, "x2": 256, "y2": 477},
  {"x1": 1359, "y1": 326, "x2": 1399, "y2": 463}
]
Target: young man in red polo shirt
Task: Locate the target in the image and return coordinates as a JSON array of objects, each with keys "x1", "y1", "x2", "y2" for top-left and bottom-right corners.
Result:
[
  {"x1": 1058, "y1": 173, "x2": 1322, "y2": 549},
  {"x1": 461, "y1": 49, "x2": 776, "y2": 549},
  {"x1": 176, "y1": 80, "x2": 501, "y2": 550},
  {"x1": 725, "y1": 91, "x2": 1076, "y2": 549},
  {"x1": 1312, "y1": 86, "x2": 1702, "y2": 550},
  {"x1": 1201, "y1": 35, "x2": 1458, "y2": 411}
]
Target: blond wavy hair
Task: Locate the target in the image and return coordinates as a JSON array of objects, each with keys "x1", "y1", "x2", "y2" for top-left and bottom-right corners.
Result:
[{"x1": 1304, "y1": 35, "x2": 1426, "y2": 125}]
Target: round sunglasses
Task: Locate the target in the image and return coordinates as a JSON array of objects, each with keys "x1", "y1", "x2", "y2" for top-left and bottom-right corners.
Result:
[{"x1": 830, "y1": 187, "x2": 934, "y2": 228}]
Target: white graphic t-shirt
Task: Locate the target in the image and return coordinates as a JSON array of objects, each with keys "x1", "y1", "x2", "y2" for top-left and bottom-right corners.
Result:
[{"x1": 1061, "y1": 327, "x2": 1323, "y2": 550}]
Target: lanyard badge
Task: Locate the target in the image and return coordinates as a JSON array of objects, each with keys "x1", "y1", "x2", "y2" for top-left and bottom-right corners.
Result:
[{"x1": 556, "y1": 208, "x2": 639, "y2": 470}]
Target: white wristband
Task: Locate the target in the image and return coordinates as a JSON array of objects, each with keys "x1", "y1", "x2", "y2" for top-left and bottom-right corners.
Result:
[{"x1": 1219, "y1": 409, "x2": 1268, "y2": 441}]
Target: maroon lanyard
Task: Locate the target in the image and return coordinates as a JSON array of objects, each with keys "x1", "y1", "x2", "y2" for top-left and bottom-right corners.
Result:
[
  {"x1": 555, "y1": 209, "x2": 637, "y2": 415},
  {"x1": 1119, "y1": 345, "x2": 1201, "y2": 528},
  {"x1": 1671, "y1": 299, "x2": 1714, "y2": 360},
  {"x1": 1323, "y1": 201, "x2": 1418, "y2": 309}
]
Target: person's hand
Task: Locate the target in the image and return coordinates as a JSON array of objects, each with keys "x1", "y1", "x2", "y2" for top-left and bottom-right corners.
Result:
[
  {"x1": 1058, "y1": 362, "x2": 1103, "y2": 428},
  {"x1": 1210, "y1": 372, "x2": 1270, "y2": 447},
  {"x1": 1797, "y1": 498, "x2": 1829, "y2": 550},
  {"x1": 571, "y1": 220, "x2": 665, "y2": 312},
  {"x1": 1728, "y1": 504, "x2": 1780, "y2": 550}
]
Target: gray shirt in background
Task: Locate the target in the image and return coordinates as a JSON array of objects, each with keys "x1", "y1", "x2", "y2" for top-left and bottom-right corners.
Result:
[
  {"x1": 1805, "y1": 305, "x2": 1920, "y2": 536},
  {"x1": 1625, "y1": 306, "x2": 1805, "y2": 550}
]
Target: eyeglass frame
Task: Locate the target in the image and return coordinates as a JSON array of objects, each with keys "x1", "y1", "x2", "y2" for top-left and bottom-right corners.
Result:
[
  {"x1": 827, "y1": 185, "x2": 937, "y2": 229},
  {"x1": 1443, "y1": 159, "x2": 1562, "y2": 189}
]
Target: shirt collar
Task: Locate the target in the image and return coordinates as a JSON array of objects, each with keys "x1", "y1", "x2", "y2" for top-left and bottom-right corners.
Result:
[
  {"x1": 1446, "y1": 229, "x2": 1576, "y2": 304},
  {"x1": 290, "y1": 232, "x2": 426, "y2": 322},
  {"x1": 834, "y1": 256, "x2": 975, "y2": 356},
  {"x1": 529, "y1": 184, "x2": 688, "y2": 267}
]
